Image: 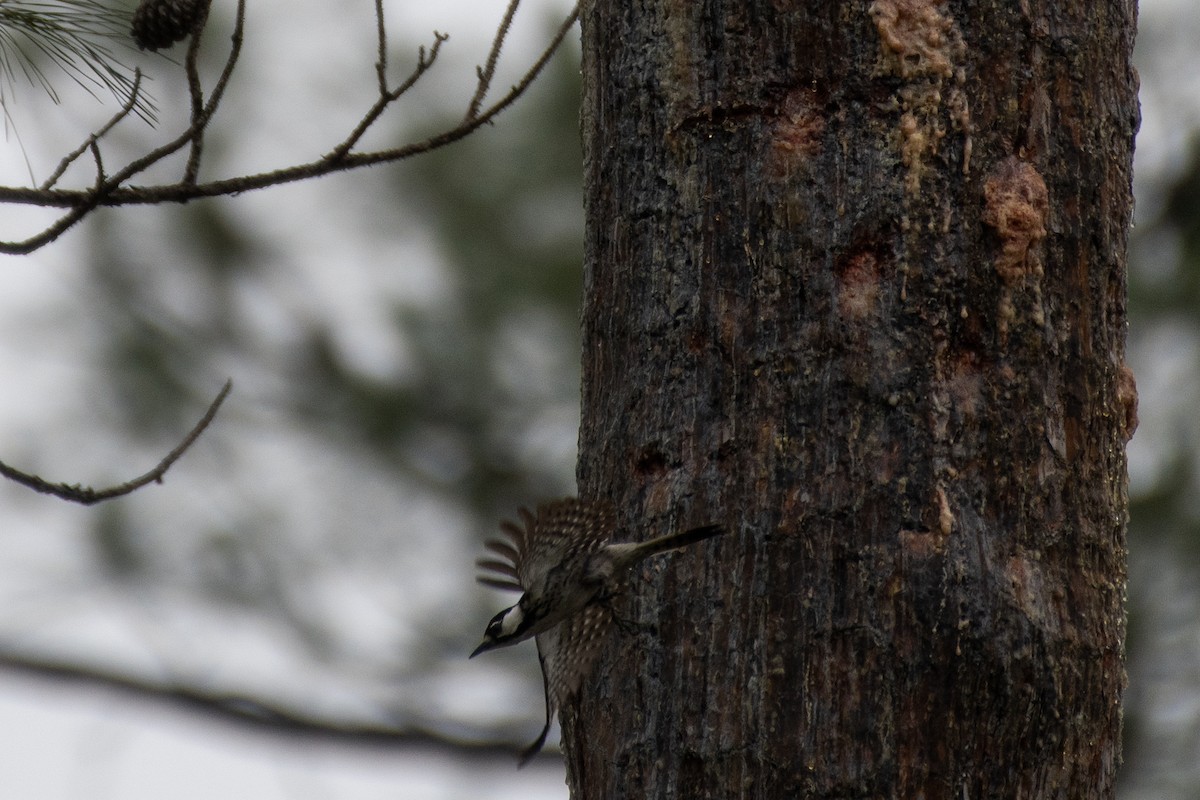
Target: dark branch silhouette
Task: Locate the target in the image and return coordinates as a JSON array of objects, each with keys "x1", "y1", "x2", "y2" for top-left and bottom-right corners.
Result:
[
  {"x1": 0, "y1": 1, "x2": 582, "y2": 255},
  {"x1": 0, "y1": 648, "x2": 556, "y2": 763},
  {"x1": 0, "y1": 379, "x2": 232, "y2": 504}
]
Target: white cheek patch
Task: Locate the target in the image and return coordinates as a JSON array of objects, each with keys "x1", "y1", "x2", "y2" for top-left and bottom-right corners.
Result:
[{"x1": 499, "y1": 606, "x2": 524, "y2": 637}]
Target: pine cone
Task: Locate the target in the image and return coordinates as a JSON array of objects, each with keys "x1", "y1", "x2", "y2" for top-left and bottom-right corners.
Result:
[{"x1": 130, "y1": 0, "x2": 212, "y2": 52}]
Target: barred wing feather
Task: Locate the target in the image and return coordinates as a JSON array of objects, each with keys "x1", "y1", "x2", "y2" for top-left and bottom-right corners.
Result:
[{"x1": 476, "y1": 499, "x2": 615, "y2": 594}]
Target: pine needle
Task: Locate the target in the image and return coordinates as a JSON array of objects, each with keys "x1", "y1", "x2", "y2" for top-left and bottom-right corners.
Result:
[{"x1": 0, "y1": 0, "x2": 156, "y2": 123}]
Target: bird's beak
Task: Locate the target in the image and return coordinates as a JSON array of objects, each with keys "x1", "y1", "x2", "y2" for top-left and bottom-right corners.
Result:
[{"x1": 469, "y1": 639, "x2": 493, "y2": 659}]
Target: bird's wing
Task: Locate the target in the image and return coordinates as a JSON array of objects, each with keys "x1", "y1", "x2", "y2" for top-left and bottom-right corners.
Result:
[
  {"x1": 476, "y1": 499, "x2": 615, "y2": 594},
  {"x1": 475, "y1": 506, "x2": 536, "y2": 592},
  {"x1": 521, "y1": 499, "x2": 615, "y2": 593},
  {"x1": 521, "y1": 604, "x2": 613, "y2": 765}
]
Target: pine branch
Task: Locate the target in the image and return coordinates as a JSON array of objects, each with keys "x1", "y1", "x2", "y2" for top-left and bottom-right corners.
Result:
[{"x1": 0, "y1": 2, "x2": 582, "y2": 256}]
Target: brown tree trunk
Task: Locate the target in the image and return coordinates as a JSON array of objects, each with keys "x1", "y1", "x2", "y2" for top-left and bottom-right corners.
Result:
[{"x1": 569, "y1": 1, "x2": 1138, "y2": 798}]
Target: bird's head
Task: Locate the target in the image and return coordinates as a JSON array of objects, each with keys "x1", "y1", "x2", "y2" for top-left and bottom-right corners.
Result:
[{"x1": 470, "y1": 602, "x2": 528, "y2": 658}]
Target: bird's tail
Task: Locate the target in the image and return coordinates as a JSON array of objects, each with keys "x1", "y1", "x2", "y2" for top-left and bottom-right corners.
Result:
[
  {"x1": 517, "y1": 706, "x2": 552, "y2": 768},
  {"x1": 622, "y1": 523, "x2": 724, "y2": 564}
]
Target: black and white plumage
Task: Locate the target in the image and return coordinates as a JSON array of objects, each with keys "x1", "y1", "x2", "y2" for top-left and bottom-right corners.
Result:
[{"x1": 471, "y1": 498, "x2": 723, "y2": 765}]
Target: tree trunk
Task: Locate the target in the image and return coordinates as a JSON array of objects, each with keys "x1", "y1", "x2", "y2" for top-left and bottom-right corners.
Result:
[{"x1": 569, "y1": 0, "x2": 1138, "y2": 797}]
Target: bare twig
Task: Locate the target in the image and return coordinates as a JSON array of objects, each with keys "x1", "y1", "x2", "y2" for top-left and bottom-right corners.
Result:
[
  {"x1": 0, "y1": 649, "x2": 554, "y2": 762},
  {"x1": 121, "y1": 0, "x2": 245, "y2": 186},
  {"x1": 42, "y1": 70, "x2": 146, "y2": 191},
  {"x1": 182, "y1": 7, "x2": 213, "y2": 185},
  {"x1": 327, "y1": 31, "x2": 449, "y2": 164},
  {"x1": 0, "y1": 2, "x2": 581, "y2": 255},
  {"x1": 0, "y1": 379, "x2": 233, "y2": 505},
  {"x1": 88, "y1": 140, "x2": 105, "y2": 183},
  {"x1": 374, "y1": 0, "x2": 389, "y2": 95},
  {"x1": 465, "y1": 0, "x2": 521, "y2": 122}
]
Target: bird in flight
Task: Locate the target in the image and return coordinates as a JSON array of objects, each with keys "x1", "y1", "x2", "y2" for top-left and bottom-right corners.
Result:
[{"x1": 471, "y1": 498, "x2": 723, "y2": 764}]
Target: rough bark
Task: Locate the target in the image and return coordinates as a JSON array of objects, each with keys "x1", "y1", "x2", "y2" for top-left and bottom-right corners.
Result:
[{"x1": 569, "y1": 1, "x2": 1138, "y2": 799}]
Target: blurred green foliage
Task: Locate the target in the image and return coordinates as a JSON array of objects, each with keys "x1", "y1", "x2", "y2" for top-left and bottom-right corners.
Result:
[
  {"x1": 83, "y1": 29, "x2": 584, "y2": 530},
  {"x1": 1127, "y1": 137, "x2": 1200, "y2": 552},
  {"x1": 59, "y1": 16, "x2": 586, "y2": 686},
  {"x1": 1119, "y1": 137, "x2": 1200, "y2": 798}
]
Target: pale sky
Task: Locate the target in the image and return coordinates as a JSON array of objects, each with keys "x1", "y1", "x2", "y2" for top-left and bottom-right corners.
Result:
[{"x1": 0, "y1": 0, "x2": 1192, "y2": 798}]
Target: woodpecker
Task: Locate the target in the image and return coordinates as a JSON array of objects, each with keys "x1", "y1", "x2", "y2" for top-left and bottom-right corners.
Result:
[{"x1": 471, "y1": 498, "x2": 723, "y2": 764}]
